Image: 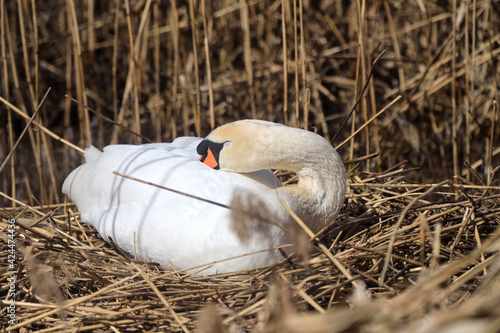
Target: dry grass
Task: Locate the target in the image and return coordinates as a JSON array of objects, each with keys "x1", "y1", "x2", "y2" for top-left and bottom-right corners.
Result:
[
  {"x1": 1, "y1": 175, "x2": 500, "y2": 332},
  {"x1": 1, "y1": 0, "x2": 500, "y2": 332}
]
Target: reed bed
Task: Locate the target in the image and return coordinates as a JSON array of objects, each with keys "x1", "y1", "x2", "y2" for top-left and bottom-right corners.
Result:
[
  {"x1": 1, "y1": 172, "x2": 500, "y2": 332},
  {"x1": 1, "y1": 0, "x2": 500, "y2": 332}
]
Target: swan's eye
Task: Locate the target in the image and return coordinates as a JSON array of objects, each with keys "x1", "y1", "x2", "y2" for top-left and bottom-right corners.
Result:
[
  {"x1": 197, "y1": 140, "x2": 224, "y2": 170},
  {"x1": 223, "y1": 141, "x2": 231, "y2": 147}
]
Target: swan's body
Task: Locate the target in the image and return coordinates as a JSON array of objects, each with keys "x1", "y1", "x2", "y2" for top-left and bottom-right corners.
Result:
[{"x1": 63, "y1": 120, "x2": 347, "y2": 274}]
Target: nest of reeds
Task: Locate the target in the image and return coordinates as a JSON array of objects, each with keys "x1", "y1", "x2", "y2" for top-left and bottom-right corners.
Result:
[
  {"x1": 1, "y1": 0, "x2": 500, "y2": 332},
  {"x1": 2, "y1": 169, "x2": 500, "y2": 332}
]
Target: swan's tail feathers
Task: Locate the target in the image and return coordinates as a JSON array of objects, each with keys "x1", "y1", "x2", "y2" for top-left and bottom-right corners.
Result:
[
  {"x1": 62, "y1": 164, "x2": 80, "y2": 200},
  {"x1": 62, "y1": 146, "x2": 100, "y2": 199},
  {"x1": 84, "y1": 146, "x2": 102, "y2": 162}
]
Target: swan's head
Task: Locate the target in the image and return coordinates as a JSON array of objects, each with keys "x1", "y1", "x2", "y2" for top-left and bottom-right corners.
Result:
[
  {"x1": 197, "y1": 120, "x2": 288, "y2": 172},
  {"x1": 196, "y1": 119, "x2": 342, "y2": 174},
  {"x1": 197, "y1": 119, "x2": 347, "y2": 231}
]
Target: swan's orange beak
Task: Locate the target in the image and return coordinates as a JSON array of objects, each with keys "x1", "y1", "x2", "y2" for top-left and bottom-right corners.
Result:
[
  {"x1": 197, "y1": 139, "x2": 224, "y2": 170},
  {"x1": 199, "y1": 147, "x2": 219, "y2": 169}
]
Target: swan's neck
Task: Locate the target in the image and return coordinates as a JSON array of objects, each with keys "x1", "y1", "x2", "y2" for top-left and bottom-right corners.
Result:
[
  {"x1": 246, "y1": 127, "x2": 347, "y2": 232},
  {"x1": 277, "y1": 148, "x2": 346, "y2": 232}
]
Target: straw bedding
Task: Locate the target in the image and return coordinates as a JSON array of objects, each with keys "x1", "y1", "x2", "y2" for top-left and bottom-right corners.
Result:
[{"x1": 2, "y1": 171, "x2": 500, "y2": 332}]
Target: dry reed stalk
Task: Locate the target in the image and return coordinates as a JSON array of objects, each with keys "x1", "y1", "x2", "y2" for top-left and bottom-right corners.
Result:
[
  {"x1": 67, "y1": 0, "x2": 91, "y2": 149},
  {"x1": 169, "y1": 0, "x2": 182, "y2": 137},
  {"x1": 281, "y1": 0, "x2": 288, "y2": 124},
  {"x1": 201, "y1": 0, "x2": 214, "y2": 130},
  {"x1": 356, "y1": 0, "x2": 371, "y2": 172},
  {"x1": 240, "y1": 1, "x2": 256, "y2": 120},
  {"x1": 451, "y1": 0, "x2": 458, "y2": 178},
  {"x1": 383, "y1": 1, "x2": 405, "y2": 93},
  {"x1": 299, "y1": 0, "x2": 308, "y2": 130},
  {"x1": 464, "y1": 1, "x2": 471, "y2": 175},
  {"x1": 188, "y1": 0, "x2": 201, "y2": 135},
  {"x1": 152, "y1": 0, "x2": 161, "y2": 142},
  {"x1": 487, "y1": 102, "x2": 497, "y2": 185},
  {"x1": 112, "y1": 0, "x2": 120, "y2": 122},
  {"x1": 63, "y1": 6, "x2": 75, "y2": 169},
  {"x1": 87, "y1": 0, "x2": 105, "y2": 148},
  {"x1": 30, "y1": 0, "x2": 39, "y2": 105},
  {"x1": 16, "y1": 0, "x2": 35, "y2": 109},
  {"x1": 293, "y1": 0, "x2": 299, "y2": 127}
]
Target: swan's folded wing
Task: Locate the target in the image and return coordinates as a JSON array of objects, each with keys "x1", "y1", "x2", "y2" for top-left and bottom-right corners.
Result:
[{"x1": 62, "y1": 141, "x2": 286, "y2": 274}]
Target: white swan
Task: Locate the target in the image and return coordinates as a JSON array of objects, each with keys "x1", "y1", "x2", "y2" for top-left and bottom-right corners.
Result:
[{"x1": 62, "y1": 120, "x2": 347, "y2": 274}]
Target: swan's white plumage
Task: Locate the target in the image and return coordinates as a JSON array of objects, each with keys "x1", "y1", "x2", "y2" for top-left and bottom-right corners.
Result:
[{"x1": 63, "y1": 120, "x2": 347, "y2": 274}]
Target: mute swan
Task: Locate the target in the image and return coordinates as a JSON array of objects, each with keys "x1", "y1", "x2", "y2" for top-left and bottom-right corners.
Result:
[{"x1": 63, "y1": 120, "x2": 347, "y2": 274}]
